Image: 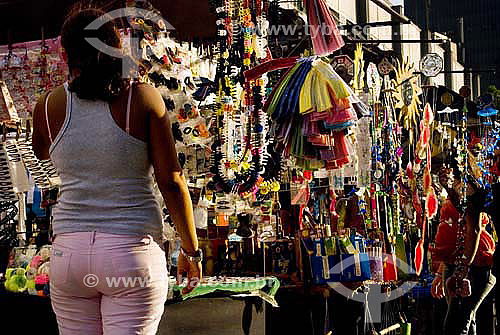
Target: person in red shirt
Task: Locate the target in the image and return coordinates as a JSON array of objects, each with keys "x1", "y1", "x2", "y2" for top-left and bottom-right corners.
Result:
[
  {"x1": 432, "y1": 204, "x2": 495, "y2": 269},
  {"x1": 431, "y1": 169, "x2": 496, "y2": 335}
]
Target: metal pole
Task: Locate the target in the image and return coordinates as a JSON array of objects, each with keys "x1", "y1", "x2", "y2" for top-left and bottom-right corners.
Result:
[
  {"x1": 422, "y1": 0, "x2": 432, "y2": 85},
  {"x1": 424, "y1": 0, "x2": 431, "y2": 37},
  {"x1": 391, "y1": 5, "x2": 404, "y2": 59},
  {"x1": 339, "y1": 21, "x2": 411, "y2": 30},
  {"x1": 370, "y1": 0, "x2": 412, "y2": 24},
  {"x1": 356, "y1": 0, "x2": 369, "y2": 25},
  {"x1": 344, "y1": 39, "x2": 445, "y2": 44},
  {"x1": 416, "y1": 69, "x2": 495, "y2": 75},
  {"x1": 458, "y1": 17, "x2": 466, "y2": 64}
]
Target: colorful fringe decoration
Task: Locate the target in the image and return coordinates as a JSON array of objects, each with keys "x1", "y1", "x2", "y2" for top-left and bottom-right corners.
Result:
[
  {"x1": 304, "y1": 0, "x2": 345, "y2": 56},
  {"x1": 265, "y1": 58, "x2": 358, "y2": 170}
]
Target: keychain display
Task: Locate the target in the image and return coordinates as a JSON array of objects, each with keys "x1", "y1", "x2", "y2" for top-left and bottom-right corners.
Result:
[{"x1": 0, "y1": 38, "x2": 66, "y2": 119}]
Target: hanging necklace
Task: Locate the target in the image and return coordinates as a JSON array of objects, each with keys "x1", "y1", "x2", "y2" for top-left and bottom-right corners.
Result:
[{"x1": 208, "y1": 0, "x2": 280, "y2": 198}]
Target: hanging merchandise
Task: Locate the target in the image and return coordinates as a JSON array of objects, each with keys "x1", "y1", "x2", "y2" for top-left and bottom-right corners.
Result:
[
  {"x1": 0, "y1": 143, "x2": 17, "y2": 202},
  {"x1": 366, "y1": 62, "x2": 382, "y2": 104},
  {"x1": 339, "y1": 116, "x2": 372, "y2": 188},
  {"x1": 0, "y1": 201, "x2": 18, "y2": 248},
  {"x1": 331, "y1": 55, "x2": 354, "y2": 84},
  {"x1": 378, "y1": 57, "x2": 394, "y2": 76},
  {"x1": 0, "y1": 80, "x2": 20, "y2": 123},
  {"x1": 352, "y1": 44, "x2": 365, "y2": 96},
  {"x1": 445, "y1": 107, "x2": 473, "y2": 298},
  {"x1": 206, "y1": 0, "x2": 283, "y2": 199},
  {"x1": 303, "y1": 0, "x2": 345, "y2": 56},
  {"x1": 420, "y1": 53, "x2": 444, "y2": 78},
  {"x1": 0, "y1": 38, "x2": 67, "y2": 119},
  {"x1": 4, "y1": 139, "x2": 32, "y2": 194},
  {"x1": 265, "y1": 58, "x2": 359, "y2": 170},
  {"x1": 477, "y1": 93, "x2": 498, "y2": 132},
  {"x1": 17, "y1": 137, "x2": 60, "y2": 189},
  {"x1": 131, "y1": 11, "x2": 216, "y2": 178},
  {"x1": 414, "y1": 104, "x2": 437, "y2": 276},
  {"x1": 210, "y1": 76, "x2": 271, "y2": 195},
  {"x1": 392, "y1": 58, "x2": 422, "y2": 144},
  {"x1": 0, "y1": 1, "x2": 486, "y2": 332}
]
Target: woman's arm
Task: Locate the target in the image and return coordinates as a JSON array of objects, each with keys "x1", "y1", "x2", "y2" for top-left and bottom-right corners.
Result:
[
  {"x1": 431, "y1": 262, "x2": 446, "y2": 299},
  {"x1": 32, "y1": 92, "x2": 50, "y2": 160},
  {"x1": 464, "y1": 208, "x2": 481, "y2": 266},
  {"x1": 143, "y1": 85, "x2": 201, "y2": 293}
]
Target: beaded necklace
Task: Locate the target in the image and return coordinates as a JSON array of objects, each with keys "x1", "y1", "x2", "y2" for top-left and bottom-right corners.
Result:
[
  {"x1": 208, "y1": 0, "x2": 280, "y2": 198},
  {"x1": 450, "y1": 107, "x2": 471, "y2": 297}
]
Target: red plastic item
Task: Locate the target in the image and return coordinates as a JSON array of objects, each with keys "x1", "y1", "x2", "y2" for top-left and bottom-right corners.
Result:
[
  {"x1": 383, "y1": 253, "x2": 398, "y2": 281},
  {"x1": 243, "y1": 57, "x2": 299, "y2": 81}
]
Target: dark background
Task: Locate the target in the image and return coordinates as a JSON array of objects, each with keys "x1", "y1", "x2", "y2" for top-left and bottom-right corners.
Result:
[
  {"x1": 404, "y1": 0, "x2": 500, "y2": 90},
  {"x1": 0, "y1": 0, "x2": 216, "y2": 45}
]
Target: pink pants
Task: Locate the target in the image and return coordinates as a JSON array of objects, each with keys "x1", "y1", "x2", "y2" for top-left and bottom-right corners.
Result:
[{"x1": 50, "y1": 232, "x2": 168, "y2": 335}]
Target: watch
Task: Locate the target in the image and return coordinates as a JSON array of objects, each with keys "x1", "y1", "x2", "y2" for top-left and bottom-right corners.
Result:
[{"x1": 180, "y1": 247, "x2": 203, "y2": 263}]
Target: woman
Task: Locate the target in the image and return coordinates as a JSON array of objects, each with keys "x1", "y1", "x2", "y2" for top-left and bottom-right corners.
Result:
[
  {"x1": 32, "y1": 6, "x2": 201, "y2": 335},
  {"x1": 431, "y1": 168, "x2": 496, "y2": 335}
]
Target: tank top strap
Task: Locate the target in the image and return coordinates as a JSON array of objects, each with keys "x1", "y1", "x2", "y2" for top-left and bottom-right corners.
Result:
[
  {"x1": 63, "y1": 82, "x2": 73, "y2": 123},
  {"x1": 48, "y1": 82, "x2": 73, "y2": 154},
  {"x1": 126, "y1": 80, "x2": 134, "y2": 134}
]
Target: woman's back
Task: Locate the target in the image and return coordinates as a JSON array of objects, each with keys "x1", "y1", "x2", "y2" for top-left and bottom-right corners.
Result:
[
  {"x1": 48, "y1": 83, "x2": 162, "y2": 240},
  {"x1": 32, "y1": 7, "x2": 200, "y2": 334}
]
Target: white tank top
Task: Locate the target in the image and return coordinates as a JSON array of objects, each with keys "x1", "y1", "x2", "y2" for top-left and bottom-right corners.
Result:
[{"x1": 48, "y1": 83, "x2": 162, "y2": 240}]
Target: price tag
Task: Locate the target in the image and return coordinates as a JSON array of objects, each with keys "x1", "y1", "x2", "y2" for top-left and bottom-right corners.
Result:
[
  {"x1": 322, "y1": 256, "x2": 330, "y2": 280},
  {"x1": 354, "y1": 253, "x2": 361, "y2": 277}
]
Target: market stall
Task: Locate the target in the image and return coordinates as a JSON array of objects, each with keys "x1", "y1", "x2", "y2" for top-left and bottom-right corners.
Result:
[{"x1": 0, "y1": 0, "x2": 497, "y2": 334}]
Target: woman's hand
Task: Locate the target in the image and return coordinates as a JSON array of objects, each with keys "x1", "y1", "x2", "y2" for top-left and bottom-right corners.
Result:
[
  {"x1": 431, "y1": 275, "x2": 445, "y2": 299},
  {"x1": 177, "y1": 253, "x2": 202, "y2": 295}
]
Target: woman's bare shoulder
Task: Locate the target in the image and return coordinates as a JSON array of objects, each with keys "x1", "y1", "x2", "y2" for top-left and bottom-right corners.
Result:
[
  {"x1": 33, "y1": 85, "x2": 67, "y2": 118},
  {"x1": 133, "y1": 82, "x2": 165, "y2": 117},
  {"x1": 51, "y1": 84, "x2": 67, "y2": 102},
  {"x1": 134, "y1": 82, "x2": 162, "y2": 101}
]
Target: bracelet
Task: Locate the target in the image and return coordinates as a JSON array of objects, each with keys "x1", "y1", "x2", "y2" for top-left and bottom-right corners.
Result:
[{"x1": 180, "y1": 247, "x2": 203, "y2": 263}]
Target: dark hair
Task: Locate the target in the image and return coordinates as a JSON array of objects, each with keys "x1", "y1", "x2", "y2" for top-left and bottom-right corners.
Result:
[{"x1": 61, "y1": 5, "x2": 128, "y2": 101}]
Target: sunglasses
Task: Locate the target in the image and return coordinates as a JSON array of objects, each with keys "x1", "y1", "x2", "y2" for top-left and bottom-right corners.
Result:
[
  {"x1": 177, "y1": 104, "x2": 199, "y2": 123},
  {"x1": 163, "y1": 97, "x2": 175, "y2": 111}
]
